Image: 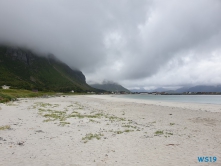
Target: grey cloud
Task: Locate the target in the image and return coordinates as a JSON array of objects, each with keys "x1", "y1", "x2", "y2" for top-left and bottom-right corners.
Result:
[
  {"x1": 0, "y1": 0, "x2": 221, "y2": 89},
  {"x1": 119, "y1": 0, "x2": 221, "y2": 79}
]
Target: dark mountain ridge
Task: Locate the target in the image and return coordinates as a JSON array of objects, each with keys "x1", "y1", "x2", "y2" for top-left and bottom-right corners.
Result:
[
  {"x1": 90, "y1": 80, "x2": 130, "y2": 92},
  {"x1": 0, "y1": 46, "x2": 95, "y2": 92}
]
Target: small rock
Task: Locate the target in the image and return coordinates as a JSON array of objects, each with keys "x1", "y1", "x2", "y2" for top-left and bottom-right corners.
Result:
[
  {"x1": 17, "y1": 142, "x2": 24, "y2": 146},
  {"x1": 35, "y1": 130, "x2": 44, "y2": 133}
]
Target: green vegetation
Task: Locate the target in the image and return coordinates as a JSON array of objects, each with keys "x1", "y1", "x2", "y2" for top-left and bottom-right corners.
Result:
[
  {"x1": 68, "y1": 112, "x2": 104, "y2": 119},
  {"x1": 35, "y1": 102, "x2": 59, "y2": 108},
  {"x1": 164, "y1": 132, "x2": 174, "y2": 138},
  {"x1": 0, "y1": 125, "x2": 11, "y2": 130},
  {"x1": 82, "y1": 133, "x2": 104, "y2": 143},
  {"x1": 0, "y1": 93, "x2": 14, "y2": 103},
  {"x1": 0, "y1": 46, "x2": 97, "y2": 93},
  {"x1": 0, "y1": 89, "x2": 56, "y2": 103},
  {"x1": 170, "y1": 123, "x2": 175, "y2": 126},
  {"x1": 38, "y1": 108, "x2": 68, "y2": 124},
  {"x1": 166, "y1": 132, "x2": 173, "y2": 135},
  {"x1": 89, "y1": 119, "x2": 100, "y2": 123},
  {"x1": 154, "y1": 130, "x2": 174, "y2": 137},
  {"x1": 108, "y1": 115, "x2": 126, "y2": 122},
  {"x1": 59, "y1": 121, "x2": 70, "y2": 126},
  {"x1": 36, "y1": 102, "x2": 110, "y2": 126},
  {"x1": 114, "y1": 131, "x2": 123, "y2": 134},
  {"x1": 32, "y1": 101, "x2": 142, "y2": 143},
  {"x1": 122, "y1": 124, "x2": 137, "y2": 129},
  {"x1": 124, "y1": 129, "x2": 134, "y2": 132},
  {"x1": 154, "y1": 130, "x2": 164, "y2": 135},
  {"x1": 114, "y1": 129, "x2": 134, "y2": 134}
]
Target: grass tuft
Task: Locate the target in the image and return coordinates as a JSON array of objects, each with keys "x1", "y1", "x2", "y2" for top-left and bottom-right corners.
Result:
[
  {"x1": 154, "y1": 130, "x2": 164, "y2": 135},
  {"x1": 82, "y1": 133, "x2": 103, "y2": 143},
  {"x1": 0, "y1": 125, "x2": 11, "y2": 130}
]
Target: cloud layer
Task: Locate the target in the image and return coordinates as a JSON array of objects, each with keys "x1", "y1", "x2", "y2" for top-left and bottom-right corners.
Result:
[{"x1": 0, "y1": 0, "x2": 221, "y2": 89}]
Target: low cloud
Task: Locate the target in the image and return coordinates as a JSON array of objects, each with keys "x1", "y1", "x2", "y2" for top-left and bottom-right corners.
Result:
[{"x1": 0, "y1": 0, "x2": 221, "y2": 89}]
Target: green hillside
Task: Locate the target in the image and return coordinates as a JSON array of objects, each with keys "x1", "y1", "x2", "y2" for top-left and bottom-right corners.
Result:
[{"x1": 0, "y1": 46, "x2": 94, "y2": 92}]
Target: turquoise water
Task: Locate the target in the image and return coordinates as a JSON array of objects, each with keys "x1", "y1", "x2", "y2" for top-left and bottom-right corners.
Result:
[{"x1": 117, "y1": 94, "x2": 221, "y2": 104}]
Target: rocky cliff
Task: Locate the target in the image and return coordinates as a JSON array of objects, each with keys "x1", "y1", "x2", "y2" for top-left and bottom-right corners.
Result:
[{"x1": 0, "y1": 46, "x2": 94, "y2": 92}]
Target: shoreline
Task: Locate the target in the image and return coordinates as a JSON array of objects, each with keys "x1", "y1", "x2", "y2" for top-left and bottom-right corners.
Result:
[
  {"x1": 1, "y1": 95, "x2": 221, "y2": 165},
  {"x1": 87, "y1": 95, "x2": 221, "y2": 112}
]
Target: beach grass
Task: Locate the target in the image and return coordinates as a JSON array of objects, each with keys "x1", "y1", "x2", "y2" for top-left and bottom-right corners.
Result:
[
  {"x1": 0, "y1": 89, "x2": 89, "y2": 103},
  {"x1": 0, "y1": 89, "x2": 56, "y2": 103},
  {"x1": 122, "y1": 124, "x2": 137, "y2": 129},
  {"x1": 154, "y1": 130, "x2": 164, "y2": 135},
  {"x1": 34, "y1": 100, "x2": 143, "y2": 140},
  {"x1": 59, "y1": 121, "x2": 70, "y2": 126},
  {"x1": 166, "y1": 132, "x2": 173, "y2": 135},
  {"x1": 0, "y1": 125, "x2": 11, "y2": 130},
  {"x1": 82, "y1": 133, "x2": 104, "y2": 143}
]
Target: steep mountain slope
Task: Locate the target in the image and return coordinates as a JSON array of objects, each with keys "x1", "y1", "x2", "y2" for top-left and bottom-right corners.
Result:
[
  {"x1": 0, "y1": 46, "x2": 95, "y2": 92},
  {"x1": 90, "y1": 81, "x2": 130, "y2": 92}
]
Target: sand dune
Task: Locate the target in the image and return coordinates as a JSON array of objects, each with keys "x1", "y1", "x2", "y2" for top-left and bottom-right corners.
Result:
[{"x1": 0, "y1": 95, "x2": 221, "y2": 166}]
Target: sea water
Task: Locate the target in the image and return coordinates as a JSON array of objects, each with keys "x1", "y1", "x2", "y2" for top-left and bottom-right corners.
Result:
[{"x1": 117, "y1": 94, "x2": 221, "y2": 104}]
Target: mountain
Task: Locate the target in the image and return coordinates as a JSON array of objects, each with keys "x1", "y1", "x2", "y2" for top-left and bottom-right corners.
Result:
[
  {"x1": 175, "y1": 85, "x2": 221, "y2": 93},
  {"x1": 0, "y1": 46, "x2": 95, "y2": 92},
  {"x1": 129, "y1": 88, "x2": 148, "y2": 93},
  {"x1": 130, "y1": 87, "x2": 175, "y2": 93},
  {"x1": 130, "y1": 85, "x2": 221, "y2": 93},
  {"x1": 90, "y1": 80, "x2": 130, "y2": 92}
]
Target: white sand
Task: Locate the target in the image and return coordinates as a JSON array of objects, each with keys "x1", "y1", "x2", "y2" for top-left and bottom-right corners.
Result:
[{"x1": 0, "y1": 95, "x2": 221, "y2": 166}]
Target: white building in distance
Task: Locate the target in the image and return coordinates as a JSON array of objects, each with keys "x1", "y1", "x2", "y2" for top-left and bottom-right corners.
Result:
[{"x1": 2, "y1": 85, "x2": 10, "y2": 89}]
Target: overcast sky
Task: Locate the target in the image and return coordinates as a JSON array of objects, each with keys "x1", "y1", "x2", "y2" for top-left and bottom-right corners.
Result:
[{"x1": 0, "y1": 0, "x2": 221, "y2": 90}]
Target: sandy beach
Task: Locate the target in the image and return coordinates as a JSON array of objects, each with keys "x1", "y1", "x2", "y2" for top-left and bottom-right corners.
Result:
[{"x1": 0, "y1": 95, "x2": 221, "y2": 166}]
